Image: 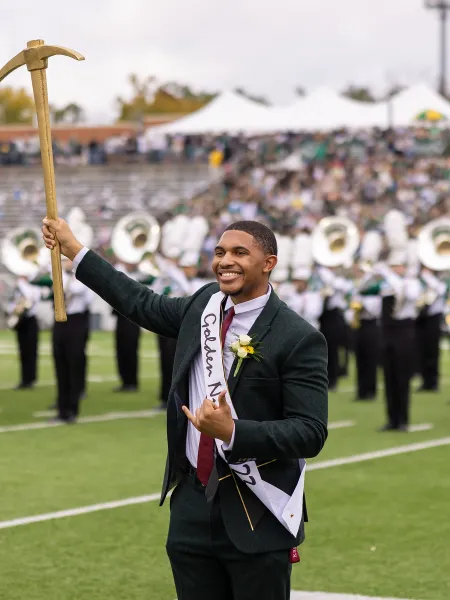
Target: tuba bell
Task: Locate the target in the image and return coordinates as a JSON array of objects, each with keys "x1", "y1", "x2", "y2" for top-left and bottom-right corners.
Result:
[
  {"x1": 1, "y1": 227, "x2": 48, "y2": 278},
  {"x1": 311, "y1": 216, "x2": 360, "y2": 268},
  {"x1": 1, "y1": 227, "x2": 50, "y2": 329},
  {"x1": 110, "y1": 212, "x2": 161, "y2": 274},
  {"x1": 417, "y1": 217, "x2": 450, "y2": 272}
]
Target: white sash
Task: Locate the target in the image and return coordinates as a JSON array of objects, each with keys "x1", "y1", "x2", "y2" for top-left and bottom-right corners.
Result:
[{"x1": 200, "y1": 291, "x2": 306, "y2": 536}]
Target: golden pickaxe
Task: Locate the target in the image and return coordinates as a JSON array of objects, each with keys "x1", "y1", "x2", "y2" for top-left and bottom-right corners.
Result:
[{"x1": 0, "y1": 39, "x2": 84, "y2": 322}]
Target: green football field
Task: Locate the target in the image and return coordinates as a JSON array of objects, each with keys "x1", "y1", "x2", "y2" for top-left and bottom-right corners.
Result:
[{"x1": 0, "y1": 330, "x2": 449, "y2": 600}]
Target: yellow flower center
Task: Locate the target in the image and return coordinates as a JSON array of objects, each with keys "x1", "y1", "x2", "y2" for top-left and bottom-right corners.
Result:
[{"x1": 246, "y1": 346, "x2": 255, "y2": 354}]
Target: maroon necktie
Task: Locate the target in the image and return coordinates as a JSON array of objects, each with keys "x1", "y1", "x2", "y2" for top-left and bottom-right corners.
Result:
[{"x1": 196, "y1": 306, "x2": 235, "y2": 486}]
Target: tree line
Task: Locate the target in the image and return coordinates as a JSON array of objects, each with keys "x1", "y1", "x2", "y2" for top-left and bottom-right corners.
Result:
[{"x1": 0, "y1": 75, "x2": 411, "y2": 125}]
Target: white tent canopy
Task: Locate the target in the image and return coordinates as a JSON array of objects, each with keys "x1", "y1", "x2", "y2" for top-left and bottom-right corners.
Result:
[
  {"x1": 147, "y1": 90, "x2": 271, "y2": 136},
  {"x1": 145, "y1": 83, "x2": 450, "y2": 136},
  {"x1": 262, "y1": 87, "x2": 380, "y2": 131},
  {"x1": 376, "y1": 83, "x2": 450, "y2": 127},
  {"x1": 336, "y1": 83, "x2": 450, "y2": 129}
]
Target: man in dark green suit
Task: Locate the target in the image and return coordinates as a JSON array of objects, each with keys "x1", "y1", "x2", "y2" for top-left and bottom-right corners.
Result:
[{"x1": 42, "y1": 217, "x2": 328, "y2": 600}]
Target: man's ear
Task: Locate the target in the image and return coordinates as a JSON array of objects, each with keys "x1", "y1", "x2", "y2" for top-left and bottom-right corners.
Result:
[{"x1": 264, "y1": 255, "x2": 278, "y2": 274}]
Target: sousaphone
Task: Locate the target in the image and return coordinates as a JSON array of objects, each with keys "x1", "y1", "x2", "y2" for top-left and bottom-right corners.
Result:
[
  {"x1": 110, "y1": 212, "x2": 161, "y2": 275},
  {"x1": 1, "y1": 227, "x2": 49, "y2": 278},
  {"x1": 417, "y1": 217, "x2": 450, "y2": 272},
  {"x1": 311, "y1": 216, "x2": 360, "y2": 268}
]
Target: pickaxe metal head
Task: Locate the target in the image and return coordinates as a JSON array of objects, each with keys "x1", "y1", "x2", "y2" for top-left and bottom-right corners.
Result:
[{"x1": 0, "y1": 39, "x2": 84, "y2": 83}]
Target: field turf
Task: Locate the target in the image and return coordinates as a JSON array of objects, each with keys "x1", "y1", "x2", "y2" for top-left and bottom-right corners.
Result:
[{"x1": 0, "y1": 330, "x2": 449, "y2": 600}]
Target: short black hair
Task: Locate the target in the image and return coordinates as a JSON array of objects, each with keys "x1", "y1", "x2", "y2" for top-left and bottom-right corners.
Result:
[{"x1": 224, "y1": 221, "x2": 277, "y2": 256}]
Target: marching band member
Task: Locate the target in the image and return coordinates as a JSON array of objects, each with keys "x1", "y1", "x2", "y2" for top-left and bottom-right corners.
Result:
[
  {"x1": 309, "y1": 217, "x2": 359, "y2": 390},
  {"x1": 373, "y1": 251, "x2": 422, "y2": 432},
  {"x1": 350, "y1": 270, "x2": 382, "y2": 401},
  {"x1": 52, "y1": 257, "x2": 94, "y2": 423},
  {"x1": 414, "y1": 217, "x2": 450, "y2": 392},
  {"x1": 113, "y1": 261, "x2": 142, "y2": 392},
  {"x1": 338, "y1": 262, "x2": 355, "y2": 378},
  {"x1": 416, "y1": 268, "x2": 447, "y2": 392},
  {"x1": 350, "y1": 231, "x2": 383, "y2": 401},
  {"x1": 316, "y1": 265, "x2": 352, "y2": 391},
  {"x1": 2, "y1": 227, "x2": 53, "y2": 390},
  {"x1": 288, "y1": 269, "x2": 323, "y2": 331},
  {"x1": 66, "y1": 207, "x2": 95, "y2": 398},
  {"x1": 286, "y1": 233, "x2": 323, "y2": 330},
  {"x1": 6, "y1": 275, "x2": 48, "y2": 390},
  {"x1": 151, "y1": 256, "x2": 186, "y2": 410}
]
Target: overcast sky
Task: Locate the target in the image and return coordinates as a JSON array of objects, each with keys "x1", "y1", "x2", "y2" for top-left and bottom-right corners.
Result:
[{"x1": 0, "y1": 0, "x2": 443, "y2": 121}]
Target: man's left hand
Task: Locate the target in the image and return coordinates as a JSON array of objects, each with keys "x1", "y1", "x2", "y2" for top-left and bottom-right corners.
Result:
[{"x1": 182, "y1": 390, "x2": 234, "y2": 444}]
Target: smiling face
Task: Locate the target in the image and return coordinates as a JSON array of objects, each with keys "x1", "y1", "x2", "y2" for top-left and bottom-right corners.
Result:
[{"x1": 212, "y1": 230, "x2": 277, "y2": 303}]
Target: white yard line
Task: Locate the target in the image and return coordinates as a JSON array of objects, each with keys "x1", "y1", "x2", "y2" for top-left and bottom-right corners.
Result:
[
  {"x1": 327, "y1": 420, "x2": 355, "y2": 429},
  {"x1": 0, "y1": 437, "x2": 449, "y2": 530},
  {"x1": 307, "y1": 437, "x2": 450, "y2": 471},
  {"x1": 0, "y1": 373, "x2": 157, "y2": 391},
  {"x1": 291, "y1": 593, "x2": 413, "y2": 600},
  {"x1": 0, "y1": 493, "x2": 162, "y2": 530},
  {"x1": 0, "y1": 409, "x2": 164, "y2": 433},
  {"x1": 407, "y1": 424, "x2": 433, "y2": 433}
]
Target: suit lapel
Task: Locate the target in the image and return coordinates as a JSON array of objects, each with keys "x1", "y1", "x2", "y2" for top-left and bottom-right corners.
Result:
[{"x1": 227, "y1": 289, "x2": 281, "y2": 398}]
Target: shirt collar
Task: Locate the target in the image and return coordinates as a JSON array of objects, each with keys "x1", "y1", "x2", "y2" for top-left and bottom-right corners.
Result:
[{"x1": 224, "y1": 285, "x2": 272, "y2": 315}]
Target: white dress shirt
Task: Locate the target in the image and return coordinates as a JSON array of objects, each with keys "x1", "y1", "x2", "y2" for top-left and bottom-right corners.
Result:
[{"x1": 72, "y1": 246, "x2": 90, "y2": 271}]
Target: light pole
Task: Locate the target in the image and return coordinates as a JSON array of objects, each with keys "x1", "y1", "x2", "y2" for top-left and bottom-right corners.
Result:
[{"x1": 425, "y1": 0, "x2": 450, "y2": 96}]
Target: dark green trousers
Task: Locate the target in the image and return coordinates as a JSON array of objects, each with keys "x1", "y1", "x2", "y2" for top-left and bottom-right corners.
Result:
[{"x1": 166, "y1": 474, "x2": 292, "y2": 600}]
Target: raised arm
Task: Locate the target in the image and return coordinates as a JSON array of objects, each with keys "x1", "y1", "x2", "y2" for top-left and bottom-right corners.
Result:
[
  {"x1": 42, "y1": 217, "x2": 188, "y2": 338},
  {"x1": 75, "y1": 250, "x2": 188, "y2": 337}
]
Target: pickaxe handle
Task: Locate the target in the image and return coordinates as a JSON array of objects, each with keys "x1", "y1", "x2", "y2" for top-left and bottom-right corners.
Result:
[{"x1": 28, "y1": 43, "x2": 66, "y2": 322}]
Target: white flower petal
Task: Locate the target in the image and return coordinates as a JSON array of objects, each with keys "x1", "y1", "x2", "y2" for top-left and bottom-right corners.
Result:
[
  {"x1": 237, "y1": 347, "x2": 248, "y2": 358},
  {"x1": 230, "y1": 340, "x2": 240, "y2": 352},
  {"x1": 239, "y1": 334, "x2": 252, "y2": 346}
]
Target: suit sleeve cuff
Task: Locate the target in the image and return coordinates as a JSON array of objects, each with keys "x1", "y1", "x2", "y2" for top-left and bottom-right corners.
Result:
[
  {"x1": 72, "y1": 247, "x2": 90, "y2": 274},
  {"x1": 222, "y1": 423, "x2": 235, "y2": 452}
]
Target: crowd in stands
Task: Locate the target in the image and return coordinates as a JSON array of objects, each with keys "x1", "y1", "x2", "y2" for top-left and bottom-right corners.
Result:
[
  {"x1": 2, "y1": 125, "x2": 450, "y2": 280},
  {"x1": 176, "y1": 127, "x2": 450, "y2": 274},
  {"x1": 0, "y1": 131, "x2": 244, "y2": 167}
]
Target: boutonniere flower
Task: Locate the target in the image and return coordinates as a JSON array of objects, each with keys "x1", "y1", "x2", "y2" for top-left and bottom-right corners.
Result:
[{"x1": 230, "y1": 334, "x2": 262, "y2": 377}]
